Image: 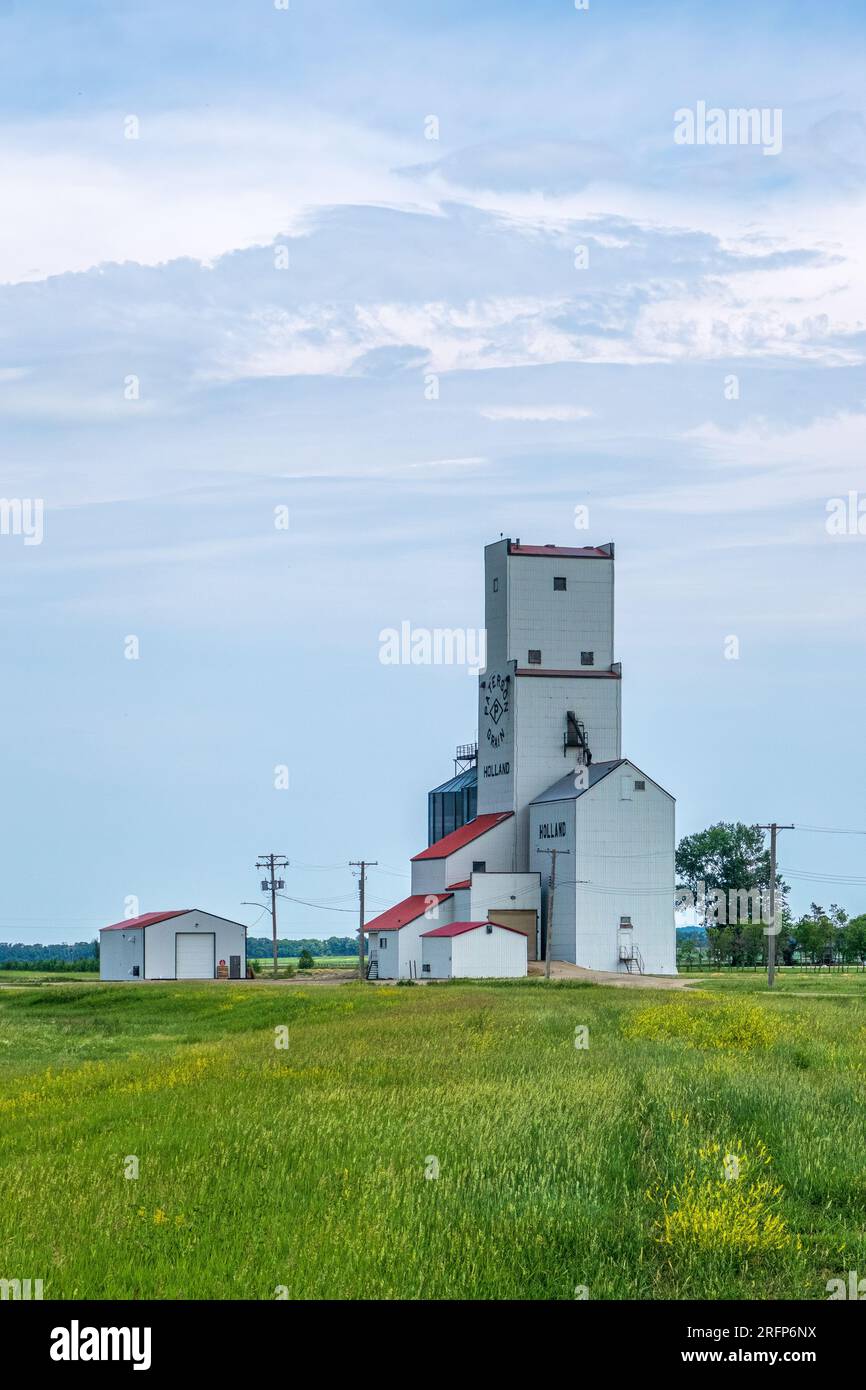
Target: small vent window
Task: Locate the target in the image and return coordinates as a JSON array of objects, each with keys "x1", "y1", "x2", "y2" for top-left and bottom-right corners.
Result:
[
  {"x1": 634, "y1": 780, "x2": 646, "y2": 791},
  {"x1": 422, "y1": 963, "x2": 431, "y2": 973},
  {"x1": 492, "y1": 577, "x2": 499, "y2": 592},
  {"x1": 581, "y1": 651, "x2": 594, "y2": 666},
  {"x1": 528, "y1": 649, "x2": 541, "y2": 665},
  {"x1": 553, "y1": 576, "x2": 567, "y2": 591},
  {"x1": 472, "y1": 860, "x2": 486, "y2": 874}
]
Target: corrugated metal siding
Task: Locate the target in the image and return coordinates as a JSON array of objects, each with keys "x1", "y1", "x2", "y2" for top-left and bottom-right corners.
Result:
[
  {"x1": 135, "y1": 911, "x2": 246, "y2": 981},
  {"x1": 452, "y1": 925, "x2": 527, "y2": 978},
  {"x1": 421, "y1": 935, "x2": 452, "y2": 978},
  {"x1": 529, "y1": 760, "x2": 675, "y2": 974},
  {"x1": 99, "y1": 926, "x2": 144, "y2": 981}
]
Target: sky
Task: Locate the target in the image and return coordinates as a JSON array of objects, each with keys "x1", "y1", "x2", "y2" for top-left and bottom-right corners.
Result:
[{"x1": 1, "y1": 0, "x2": 865, "y2": 944}]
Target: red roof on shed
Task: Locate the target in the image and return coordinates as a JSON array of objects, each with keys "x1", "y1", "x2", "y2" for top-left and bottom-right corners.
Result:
[
  {"x1": 363, "y1": 893, "x2": 453, "y2": 933},
  {"x1": 446, "y1": 879, "x2": 471, "y2": 890},
  {"x1": 100, "y1": 910, "x2": 190, "y2": 933},
  {"x1": 411, "y1": 812, "x2": 513, "y2": 862},
  {"x1": 421, "y1": 920, "x2": 525, "y2": 938}
]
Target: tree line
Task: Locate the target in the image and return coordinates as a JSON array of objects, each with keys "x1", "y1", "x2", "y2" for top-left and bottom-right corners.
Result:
[
  {"x1": 676, "y1": 822, "x2": 866, "y2": 967},
  {"x1": 246, "y1": 936, "x2": 357, "y2": 958},
  {"x1": 0, "y1": 941, "x2": 98, "y2": 964},
  {"x1": 0, "y1": 935, "x2": 358, "y2": 966}
]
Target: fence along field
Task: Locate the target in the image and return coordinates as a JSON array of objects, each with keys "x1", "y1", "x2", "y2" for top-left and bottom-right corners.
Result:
[{"x1": 0, "y1": 975, "x2": 864, "y2": 1299}]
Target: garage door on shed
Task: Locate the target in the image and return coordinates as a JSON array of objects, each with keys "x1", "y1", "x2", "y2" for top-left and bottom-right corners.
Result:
[{"x1": 176, "y1": 933, "x2": 215, "y2": 979}]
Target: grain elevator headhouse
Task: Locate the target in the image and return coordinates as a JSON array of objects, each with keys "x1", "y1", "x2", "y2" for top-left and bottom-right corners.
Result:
[{"x1": 477, "y1": 539, "x2": 621, "y2": 867}]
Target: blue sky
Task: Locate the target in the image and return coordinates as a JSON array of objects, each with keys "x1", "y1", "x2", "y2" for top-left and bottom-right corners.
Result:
[{"x1": 1, "y1": 0, "x2": 865, "y2": 942}]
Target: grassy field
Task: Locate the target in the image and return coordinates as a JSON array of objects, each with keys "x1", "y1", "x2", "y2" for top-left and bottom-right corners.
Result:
[
  {"x1": 0, "y1": 973, "x2": 864, "y2": 1300},
  {"x1": 249, "y1": 955, "x2": 357, "y2": 973},
  {"x1": 0, "y1": 969, "x2": 99, "y2": 987}
]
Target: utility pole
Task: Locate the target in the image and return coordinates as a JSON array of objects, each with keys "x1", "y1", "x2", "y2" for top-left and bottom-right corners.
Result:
[
  {"x1": 757, "y1": 824, "x2": 794, "y2": 988},
  {"x1": 349, "y1": 861, "x2": 377, "y2": 980},
  {"x1": 350, "y1": 856, "x2": 378, "y2": 978},
  {"x1": 256, "y1": 854, "x2": 288, "y2": 978},
  {"x1": 537, "y1": 848, "x2": 569, "y2": 979}
]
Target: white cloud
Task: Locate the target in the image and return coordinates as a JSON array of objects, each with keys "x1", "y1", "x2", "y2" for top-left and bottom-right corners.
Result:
[
  {"x1": 479, "y1": 404, "x2": 593, "y2": 421},
  {"x1": 0, "y1": 110, "x2": 422, "y2": 284}
]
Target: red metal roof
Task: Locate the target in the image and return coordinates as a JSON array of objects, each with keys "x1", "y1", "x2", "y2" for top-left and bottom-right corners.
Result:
[
  {"x1": 363, "y1": 893, "x2": 452, "y2": 933},
  {"x1": 411, "y1": 811, "x2": 513, "y2": 862},
  {"x1": 421, "y1": 920, "x2": 525, "y2": 938},
  {"x1": 516, "y1": 668, "x2": 621, "y2": 679},
  {"x1": 446, "y1": 879, "x2": 471, "y2": 890},
  {"x1": 100, "y1": 910, "x2": 190, "y2": 934},
  {"x1": 508, "y1": 543, "x2": 611, "y2": 559}
]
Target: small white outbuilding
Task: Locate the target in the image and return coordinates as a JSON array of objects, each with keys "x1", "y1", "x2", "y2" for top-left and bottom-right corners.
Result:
[
  {"x1": 420, "y1": 920, "x2": 527, "y2": 979},
  {"x1": 99, "y1": 909, "x2": 247, "y2": 981}
]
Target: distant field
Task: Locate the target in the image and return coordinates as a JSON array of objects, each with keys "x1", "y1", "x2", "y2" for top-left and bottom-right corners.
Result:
[
  {"x1": 0, "y1": 969, "x2": 98, "y2": 987},
  {"x1": 0, "y1": 973, "x2": 864, "y2": 1299},
  {"x1": 250, "y1": 955, "x2": 357, "y2": 972}
]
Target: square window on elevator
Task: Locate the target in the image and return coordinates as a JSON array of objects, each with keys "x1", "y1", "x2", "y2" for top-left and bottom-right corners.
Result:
[
  {"x1": 553, "y1": 576, "x2": 567, "y2": 591},
  {"x1": 472, "y1": 860, "x2": 486, "y2": 873},
  {"x1": 580, "y1": 651, "x2": 594, "y2": 666},
  {"x1": 634, "y1": 780, "x2": 646, "y2": 791},
  {"x1": 528, "y1": 649, "x2": 541, "y2": 664}
]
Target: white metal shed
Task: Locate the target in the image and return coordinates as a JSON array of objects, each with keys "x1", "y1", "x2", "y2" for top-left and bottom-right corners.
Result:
[
  {"x1": 420, "y1": 920, "x2": 527, "y2": 979},
  {"x1": 99, "y1": 909, "x2": 247, "y2": 981}
]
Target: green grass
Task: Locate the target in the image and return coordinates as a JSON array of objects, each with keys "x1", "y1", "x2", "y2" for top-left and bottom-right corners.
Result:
[
  {"x1": 693, "y1": 970, "x2": 866, "y2": 996},
  {"x1": 0, "y1": 975, "x2": 863, "y2": 1299},
  {"x1": 0, "y1": 968, "x2": 99, "y2": 987}
]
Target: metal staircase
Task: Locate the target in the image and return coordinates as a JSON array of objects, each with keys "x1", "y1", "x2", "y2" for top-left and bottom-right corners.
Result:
[
  {"x1": 620, "y1": 943, "x2": 644, "y2": 974},
  {"x1": 366, "y1": 956, "x2": 378, "y2": 980}
]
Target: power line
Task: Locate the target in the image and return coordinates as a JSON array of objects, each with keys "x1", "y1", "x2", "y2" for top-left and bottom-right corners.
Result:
[
  {"x1": 794, "y1": 825, "x2": 866, "y2": 836},
  {"x1": 276, "y1": 894, "x2": 356, "y2": 914}
]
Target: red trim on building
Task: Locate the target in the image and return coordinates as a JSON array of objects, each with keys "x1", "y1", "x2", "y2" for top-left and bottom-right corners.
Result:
[
  {"x1": 100, "y1": 910, "x2": 190, "y2": 933},
  {"x1": 411, "y1": 811, "x2": 514, "y2": 862},
  {"x1": 363, "y1": 893, "x2": 453, "y2": 933},
  {"x1": 507, "y1": 543, "x2": 611, "y2": 559},
  {"x1": 515, "y1": 668, "x2": 621, "y2": 679},
  {"x1": 421, "y1": 920, "x2": 526, "y2": 938},
  {"x1": 446, "y1": 879, "x2": 471, "y2": 890}
]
